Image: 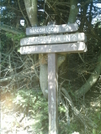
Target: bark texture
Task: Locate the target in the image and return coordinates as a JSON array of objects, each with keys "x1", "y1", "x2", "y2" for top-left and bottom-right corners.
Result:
[
  {"x1": 24, "y1": 0, "x2": 38, "y2": 26},
  {"x1": 68, "y1": 0, "x2": 79, "y2": 23}
]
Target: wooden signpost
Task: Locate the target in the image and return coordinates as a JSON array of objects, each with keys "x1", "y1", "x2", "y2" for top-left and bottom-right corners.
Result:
[{"x1": 20, "y1": 23, "x2": 87, "y2": 134}]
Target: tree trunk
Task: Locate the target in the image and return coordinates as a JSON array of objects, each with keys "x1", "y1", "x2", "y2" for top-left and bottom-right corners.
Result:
[
  {"x1": 39, "y1": 54, "x2": 48, "y2": 98},
  {"x1": 40, "y1": 0, "x2": 79, "y2": 99},
  {"x1": 24, "y1": 0, "x2": 38, "y2": 26},
  {"x1": 75, "y1": 53, "x2": 101, "y2": 98},
  {"x1": 24, "y1": 0, "x2": 80, "y2": 99},
  {"x1": 39, "y1": 54, "x2": 66, "y2": 99},
  {"x1": 67, "y1": 0, "x2": 101, "y2": 98},
  {"x1": 68, "y1": 0, "x2": 79, "y2": 23}
]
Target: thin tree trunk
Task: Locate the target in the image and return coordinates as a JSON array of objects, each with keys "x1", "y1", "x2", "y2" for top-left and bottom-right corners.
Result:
[
  {"x1": 68, "y1": 0, "x2": 78, "y2": 23},
  {"x1": 75, "y1": 53, "x2": 101, "y2": 98},
  {"x1": 67, "y1": 0, "x2": 100, "y2": 98},
  {"x1": 39, "y1": 54, "x2": 66, "y2": 99},
  {"x1": 24, "y1": 0, "x2": 38, "y2": 26}
]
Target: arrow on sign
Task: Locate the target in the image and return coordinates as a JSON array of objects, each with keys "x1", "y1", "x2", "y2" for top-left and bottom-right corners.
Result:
[
  {"x1": 71, "y1": 44, "x2": 77, "y2": 50},
  {"x1": 20, "y1": 33, "x2": 86, "y2": 46}
]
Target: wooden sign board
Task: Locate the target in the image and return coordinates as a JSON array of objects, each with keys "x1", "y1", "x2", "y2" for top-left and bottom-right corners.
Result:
[
  {"x1": 26, "y1": 23, "x2": 78, "y2": 35},
  {"x1": 20, "y1": 42, "x2": 87, "y2": 55},
  {"x1": 20, "y1": 33, "x2": 86, "y2": 46}
]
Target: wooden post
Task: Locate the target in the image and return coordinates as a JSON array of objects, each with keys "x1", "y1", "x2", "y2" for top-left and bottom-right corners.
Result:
[
  {"x1": 0, "y1": 38, "x2": 1, "y2": 78},
  {"x1": 48, "y1": 53, "x2": 58, "y2": 134}
]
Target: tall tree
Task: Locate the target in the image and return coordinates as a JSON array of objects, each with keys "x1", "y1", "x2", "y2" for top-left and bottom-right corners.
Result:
[{"x1": 23, "y1": 0, "x2": 101, "y2": 99}]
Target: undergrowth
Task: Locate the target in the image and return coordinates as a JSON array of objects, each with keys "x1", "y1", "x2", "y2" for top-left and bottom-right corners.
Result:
[
  {"x1": 12, "y1": 89, "x2": 81, "y2": 134},
  {"x1": 1, "y1": 88, "x2": 101, "y2": 134}
]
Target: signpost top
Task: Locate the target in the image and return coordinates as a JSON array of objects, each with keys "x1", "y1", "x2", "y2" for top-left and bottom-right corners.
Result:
[{"x1": 26, "y1": 23, "x2": 78, "y2": 35}]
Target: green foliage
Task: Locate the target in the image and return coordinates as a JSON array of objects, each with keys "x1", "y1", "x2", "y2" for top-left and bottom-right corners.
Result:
[
  {"x1": 59, "y1": 120, "x2": 79, "y2": 134},
  {"x1": 13, "y1": 89, "x2": 48, "y2": 133},
  {"x1": 59, "y1": 105, "x2": 66, "y2": 113},
  {"x1": 13, "y1": 89, "x2": 80, "y2": 134},
  {"x1": 91, "y1": 110, "x2": 101, "y2": 134},
  {"x1": 6, "y1": 32, "x2": 25, "y2": 42}
]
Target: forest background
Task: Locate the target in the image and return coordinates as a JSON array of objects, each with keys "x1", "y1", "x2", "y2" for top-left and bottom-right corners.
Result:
[{"x1": 0, "y1": 0, "x2": 101, "y2": 134}]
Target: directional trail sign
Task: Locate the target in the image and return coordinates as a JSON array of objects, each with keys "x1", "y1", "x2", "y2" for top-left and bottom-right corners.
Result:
[
  {"x1": 20, "y1": 42, "x2": 86, "y2": 55},
  {"x1": 20, "y1": 23, "x2": 87, "y2": 134},
  {"x1": 26, "y1": 23, "x2": 78, "y2": 35},
  {"x1": 20, "y1": 33, "x2": 86, "y2": 46}
]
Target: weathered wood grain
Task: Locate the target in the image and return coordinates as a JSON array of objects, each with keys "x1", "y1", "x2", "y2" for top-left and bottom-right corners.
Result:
[
  {"x1": 20, "y1": 33, "x2": 86, "y2": 46},
  {"x1": 20, "y1": 42, "x2": 87, "y2": 55},
  {"x1": 26, "y1": 23, "x2": 78, "y2": 35},
  {"x1": 48, "y1": 53, "x2": 58, "y2": 134}
]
